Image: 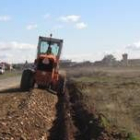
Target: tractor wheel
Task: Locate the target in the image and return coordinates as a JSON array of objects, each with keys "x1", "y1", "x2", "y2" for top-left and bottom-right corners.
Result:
[
  {"x1": 57, "y1": 76, "x2": 66, "y2": 96},
  {"x1": 20, "y1": 69, "x2": 34, "y2": 91}
]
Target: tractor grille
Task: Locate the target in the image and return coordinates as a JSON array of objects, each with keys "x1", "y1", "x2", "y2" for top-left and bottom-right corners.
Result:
[
  {"x1": 37, "y1": 58, "x2": 54, "y2": 72},
  {"x1": 35, "y1": 71, "x2": 52, "y2": 86}
]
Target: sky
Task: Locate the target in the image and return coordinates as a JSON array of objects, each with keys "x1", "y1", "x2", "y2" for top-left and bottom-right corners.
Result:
[{"x1": 0, "y1": 0, "x2": 140, "y2": 63}]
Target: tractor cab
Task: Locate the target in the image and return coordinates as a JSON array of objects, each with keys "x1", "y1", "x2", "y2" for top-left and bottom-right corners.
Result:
[
  {"x1": 37, "y1": 35, "x2": 63, "y2": 58},
  {"x1": 35, "y1": 36, "x2": 63, "y2": 71}
]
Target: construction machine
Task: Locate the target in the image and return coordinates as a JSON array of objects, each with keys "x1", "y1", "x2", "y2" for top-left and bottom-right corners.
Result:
[{"x1": 20, "y1": 34, "x2": 65, "y2": 95}]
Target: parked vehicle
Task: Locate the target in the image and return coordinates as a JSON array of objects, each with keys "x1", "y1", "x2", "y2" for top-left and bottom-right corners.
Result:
[{"x1": 0, "y1": 67, "x2": 5, "y2": 74}]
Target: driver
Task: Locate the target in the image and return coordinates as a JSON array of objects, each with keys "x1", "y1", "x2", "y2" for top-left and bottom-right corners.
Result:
[{"x1": 46, "y1": 46, "x2": 52, "y2": 55}]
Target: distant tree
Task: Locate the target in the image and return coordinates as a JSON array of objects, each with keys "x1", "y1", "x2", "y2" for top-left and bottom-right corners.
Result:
[{"x1": 102, "y1": 54, "x2": 116, "y2": 65}]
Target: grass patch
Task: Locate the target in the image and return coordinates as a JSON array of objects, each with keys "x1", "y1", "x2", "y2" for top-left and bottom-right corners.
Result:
[
  {"x1": 69, "y1": 69, "x2": 140, "y2": 137},
  {"x1": 72, "y1": 75, "x2": 118, "y2": 84},
  {"x1": 0, "y1": 71, "x2": 21, "y2": 79},
  {"x1": 128, "y1": 133, "x2": 140, "y2": 140}
]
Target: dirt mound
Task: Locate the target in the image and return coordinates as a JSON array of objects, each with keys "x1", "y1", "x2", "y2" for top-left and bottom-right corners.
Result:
[{"x1": 0, "y1": 88, "x2": 57, "y2": 140}]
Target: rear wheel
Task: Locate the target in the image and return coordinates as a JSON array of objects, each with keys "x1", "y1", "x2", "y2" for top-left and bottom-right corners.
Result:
[{"x1": 20, "y1": 69, "x2": 34, "y2": 91}]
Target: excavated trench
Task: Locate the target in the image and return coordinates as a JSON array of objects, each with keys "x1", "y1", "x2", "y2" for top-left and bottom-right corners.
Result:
[
  {"x1": 67, "y1": 82, "x2": 105, "y2": 140},
  {"x1": 48, "y1": 81, "x2": 130, "y2": 140},
  {"x1": 48, "y1": 90, "x2": 75, "y2": 140}
]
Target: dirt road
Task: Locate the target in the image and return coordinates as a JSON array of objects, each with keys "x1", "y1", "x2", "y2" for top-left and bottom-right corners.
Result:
[{"x1": 0, "y1": 76, "x2": 21, "y2": 91}]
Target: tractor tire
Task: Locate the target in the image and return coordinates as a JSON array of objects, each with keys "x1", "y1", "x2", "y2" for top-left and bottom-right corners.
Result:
[
  {"x1": 20, "y1": 69, "x2": 34, "y2": 91},
  {"x1": 57, "y1": 75, "x2": 66, "y2": 96}
]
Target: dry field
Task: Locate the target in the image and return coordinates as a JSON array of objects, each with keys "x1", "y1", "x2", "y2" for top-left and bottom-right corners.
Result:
[{"x1": 67, "y1": 66, "x2": 140, "y2": 139}]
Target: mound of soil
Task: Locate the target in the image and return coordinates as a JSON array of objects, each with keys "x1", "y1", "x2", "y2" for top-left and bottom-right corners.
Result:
[{"x1": 0, "y1": 88, "x2": 57, "y2": 140}]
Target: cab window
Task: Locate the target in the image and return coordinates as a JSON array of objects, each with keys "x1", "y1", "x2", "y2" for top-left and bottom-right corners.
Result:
[{"x1": 39, "y1": 41, "x2": 59, "y2": 56}]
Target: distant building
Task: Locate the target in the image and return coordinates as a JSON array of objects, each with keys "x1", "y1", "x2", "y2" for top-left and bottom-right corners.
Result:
[
  {"x1": 93, "y1": 53, "x2": 140, "y2": 67},
  {"x1": 0, "y1": 63, "x2": 5, "y2": 69},
  {"x1": 121, "y1": 54, "x2": 140, "y2": 66},
  {"x1": 0, "y1": 62, "x2": 13, "y2": 70},
  {"x1": 122, "y1": 53, "x2": 128, "y2": 66}
]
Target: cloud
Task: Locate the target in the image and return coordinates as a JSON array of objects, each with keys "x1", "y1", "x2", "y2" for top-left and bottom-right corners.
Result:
[
  {"x1": 0, "y1": 54, "x2": 13, "y2": 59},
  {"x1": 59, "y1": 15, "x2": 80, "y2": 22},
  {"x1": 58, "y1": 15, "x2": 88, "y2": 30},
  {"x1": 26, "y1": 24, "x2": 38, "y2": 30},
  {"x1": 0, "y1": 15, "x2": 11, "y2": 22},
  {"x1": 0, "y1": 41, "x2": 35, "y2": 51},
  {"x1": 125, "y1": 41, "x2": 140, "y2": 51},
  {"x1": 0, "y1": 41, "x2": 36, "y2": 63},
  {"x1": 75, "y1": 22, "x2": 87, "y2": 29}
]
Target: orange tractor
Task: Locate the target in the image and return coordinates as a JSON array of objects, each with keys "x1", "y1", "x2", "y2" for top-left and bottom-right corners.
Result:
[{"x1": 20, "y1": 34, "x2": 65, "y2": 95}]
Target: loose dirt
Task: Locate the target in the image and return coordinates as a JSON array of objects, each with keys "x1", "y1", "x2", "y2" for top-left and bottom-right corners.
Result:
[{"x1": 0, "y1": 88, "x2": 57, "y2": 140}]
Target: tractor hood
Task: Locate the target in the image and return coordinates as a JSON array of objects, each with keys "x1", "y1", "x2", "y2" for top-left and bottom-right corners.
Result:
[{"x1": 38, "y1": 54, "x2": 57, "y2": 62}]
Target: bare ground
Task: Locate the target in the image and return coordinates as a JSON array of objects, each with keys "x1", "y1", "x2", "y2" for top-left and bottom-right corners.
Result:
[{"x1": 0, "y1": 76, "x2": 20, "y2": 91}]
